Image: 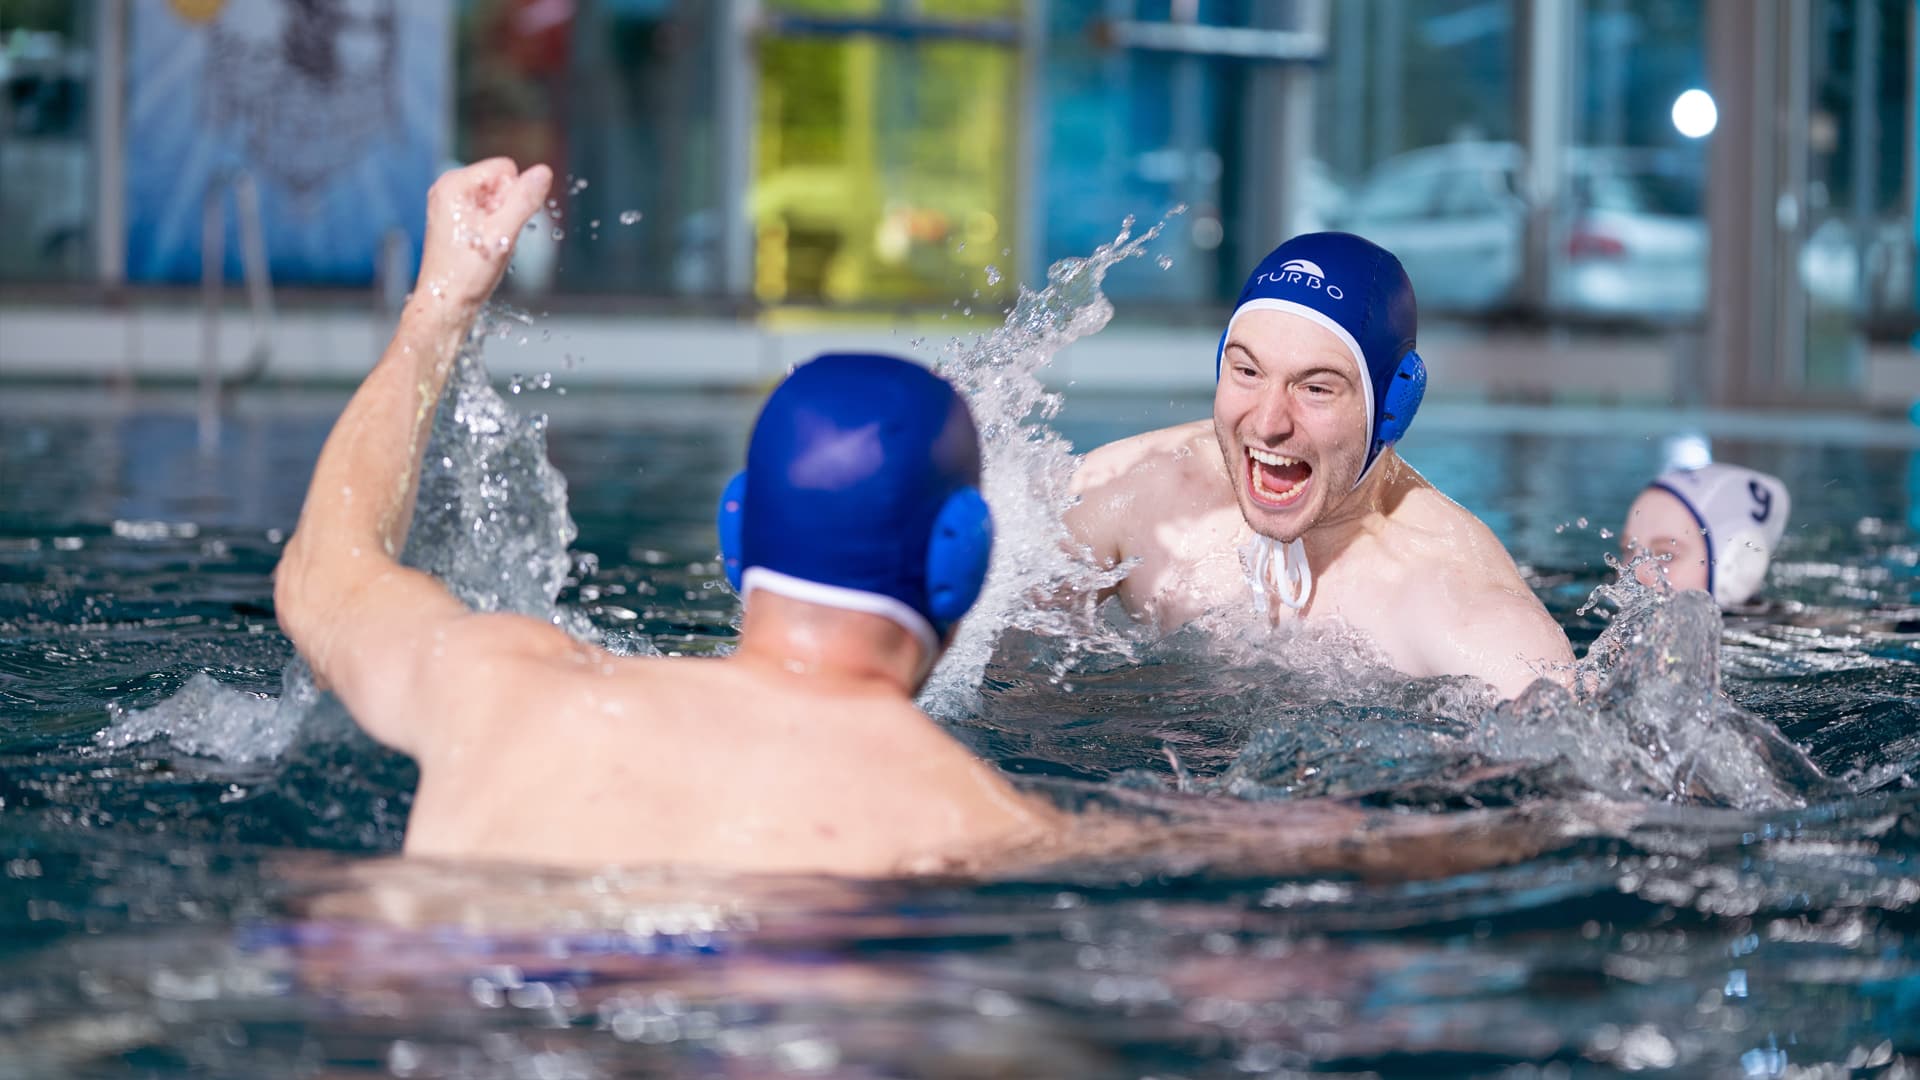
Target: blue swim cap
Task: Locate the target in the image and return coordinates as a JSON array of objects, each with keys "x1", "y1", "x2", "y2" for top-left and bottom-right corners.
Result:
[
  {"x1": 1216, "y1": 232, "x2": 1427, "y2": 481},
  {"x1": 716, "y1": 353, "x2": 994, "y2": 655}
]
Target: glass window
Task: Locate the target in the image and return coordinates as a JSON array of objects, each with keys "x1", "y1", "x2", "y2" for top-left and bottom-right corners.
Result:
[
  {"x1": 1040, "y1": 1, "x2": 1303, "y2": 305},
  {"x1": 1350, "y1": 160, "x2": 1449, "y2": 223},
  {"x1": 751, "y1": 16, "x2": 1018, "y2": 306},
  {"x1": 456, "y1": 0, "x2": 725, "y2": 299},
  {"x1": 1799, "y1": 0, "x2": 1914, "y2": 391},
  {"x1": 1315, "y1": 2, "x2": 1519, "y2": 315},
  {"x1": 0, "y1": 1, "x2": 94, "y2": 282},
  {"x1": 1550, "y1": 0, "x2": 1708, "y2": 323},
  {"x1": 1438, "y1": 162, "x2": 1519, "y2": 218}
]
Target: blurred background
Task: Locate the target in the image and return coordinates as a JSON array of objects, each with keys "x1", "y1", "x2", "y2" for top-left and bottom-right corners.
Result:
[{"x1": 2, "y1": 0, "x2": 1918, "y2": 409}]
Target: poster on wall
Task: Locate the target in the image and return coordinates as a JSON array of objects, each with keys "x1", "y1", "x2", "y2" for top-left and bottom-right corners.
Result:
[{"x1": 125, "y1": 0, "x2": 449, "y2": 286}]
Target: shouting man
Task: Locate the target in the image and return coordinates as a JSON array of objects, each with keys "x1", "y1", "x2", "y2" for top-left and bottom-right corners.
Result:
[{"x1": 1067, "y1": 233, "x2": 1572, "y2": 699}]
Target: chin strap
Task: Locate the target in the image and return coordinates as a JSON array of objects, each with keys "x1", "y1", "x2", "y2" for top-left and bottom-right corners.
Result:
[{"x1": 1243, "y1": 534, "x2": 1313, "y2": 613}]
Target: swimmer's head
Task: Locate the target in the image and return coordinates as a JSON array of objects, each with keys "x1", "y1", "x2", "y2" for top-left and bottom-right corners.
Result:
[
  {"x1": 717, "y1": 353, "x2": 993, "y2": 673},
  {"x1": 1213, "y1": 233, "x2": 1424, "y2": 541},
  {"x1": 1621, "y1": 464, "x2": 1790, "y2": 609}
]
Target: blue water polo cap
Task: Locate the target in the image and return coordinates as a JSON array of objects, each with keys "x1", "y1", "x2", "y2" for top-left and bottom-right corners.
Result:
[
  {"x1": 1216, "y1": 232, "x2": 1426, "y2": 480},
  {"x1": 716, "y1": 353, "x2": 994, "y2": 655}
]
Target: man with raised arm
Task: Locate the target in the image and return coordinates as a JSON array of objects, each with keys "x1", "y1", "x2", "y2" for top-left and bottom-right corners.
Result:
[
  {"x1": 1066, "y1": 233, "x2": 1573, "y2": 699},
  {"x1": 275, "y1": 163, "x2": 1604, "y2": 878},
  {"x1": 275, "y1": 159, "x2": 1057, "y2": 875}
]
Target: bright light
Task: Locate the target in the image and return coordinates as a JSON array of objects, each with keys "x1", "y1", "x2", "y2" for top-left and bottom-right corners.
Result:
[
  {"x1": 1662, "y1": 434, "x2": 1713, "y2": 471},
  {"x1": 1672, "y1": 89, "x2": 1717, "y2": 139}
]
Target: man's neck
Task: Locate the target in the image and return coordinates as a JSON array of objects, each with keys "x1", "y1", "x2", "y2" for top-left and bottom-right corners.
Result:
[
  {"x1": 1298, "y1": 451, "x2": 1406, "y2": 565},
  {"x1": 732, "y1": 598, "x2": 929, "y2": 696}
]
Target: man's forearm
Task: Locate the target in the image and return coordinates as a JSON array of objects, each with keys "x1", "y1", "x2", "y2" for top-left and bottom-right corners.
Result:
[
  {"x1": 274, "y1": 159, "x2": 551, "y2": 665},
  {"x1": 301, "y1": 299, "x2": 473, "y2": 559},
  {"x1": 275, "y1": 295, "x2": 480, "y2": 658}
]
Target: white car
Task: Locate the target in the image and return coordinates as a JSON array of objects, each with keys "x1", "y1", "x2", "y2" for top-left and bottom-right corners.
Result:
[{"x1": 1331, "y1": 141, "x2": 1707, "y2": 319}]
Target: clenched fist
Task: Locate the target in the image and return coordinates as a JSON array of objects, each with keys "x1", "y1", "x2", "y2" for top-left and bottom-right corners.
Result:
[{"x1": 414, "y1": 158, "x2": 554, "y2": 315}]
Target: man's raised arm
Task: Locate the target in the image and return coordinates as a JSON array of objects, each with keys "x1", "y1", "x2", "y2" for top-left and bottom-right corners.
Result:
[{"x1": 274, "y1": 159, "x2": 567, "y2": 749}]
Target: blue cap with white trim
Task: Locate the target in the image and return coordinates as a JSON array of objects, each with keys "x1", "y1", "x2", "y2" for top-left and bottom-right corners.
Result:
[
  {"x1": 715, "y1": 353, "x2": 994, "y2": 657},
  {"x1": 1216, "y1": 232, "x2": 1427, "y2": 480}
]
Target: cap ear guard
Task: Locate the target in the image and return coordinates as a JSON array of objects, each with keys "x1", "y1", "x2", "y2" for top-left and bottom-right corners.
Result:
[
  {"x1": 717, "y1": 469, "x2": 748, "y2": 591},
  {"x1": 924, "y1": 487, "x2": 994, "y2": 627},
  {"x1": 1375, "y1": 350, "x2": 1426, "y2": 449},
  {"x1": 719, "y1": 471, "x2": 992, "y2": 626}
]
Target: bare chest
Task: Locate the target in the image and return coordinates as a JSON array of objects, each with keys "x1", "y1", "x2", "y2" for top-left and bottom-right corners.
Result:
[{"x1": 1116, "y1": 518, "x2": 1418, "y2": 662}]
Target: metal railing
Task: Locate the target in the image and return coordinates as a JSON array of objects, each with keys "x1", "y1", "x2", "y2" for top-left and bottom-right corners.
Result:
[{"x1": 198, "y1": 169, "x2": 275, "y2": 453}]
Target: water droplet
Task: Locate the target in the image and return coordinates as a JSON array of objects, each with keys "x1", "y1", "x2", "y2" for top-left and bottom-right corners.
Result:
[
  {"x1": 570, "y1": 177, "x2": 589, "y2": 194},
  {"x1": 1576, "y1": 516, "x2": 1590, "y2": 529},
  {"x1": 984, "y1": 266, "x2": 1002, "y2": 285},
  {"x1": 589, "y1": 219, "x2": 600, "y2": 229},
  {"x1": 619, "y1": 210, "x2": 642, "y2": 225},
  {"x1": 1156, "y1": 254, "x2": 1174, "y2": 270},
  {"x1": 550, "y1": 228, "x2": 565, "y2": 241}
]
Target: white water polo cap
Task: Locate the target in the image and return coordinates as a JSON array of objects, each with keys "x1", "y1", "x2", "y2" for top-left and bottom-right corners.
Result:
[{"x1": 1646, "y1": 464, "x2": 1791, "y2": 608}]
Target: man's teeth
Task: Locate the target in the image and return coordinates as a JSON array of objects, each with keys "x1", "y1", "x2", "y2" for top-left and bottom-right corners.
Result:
[{"x1": 1248, "y1": 447, "x2": 1308, "y2": 501}]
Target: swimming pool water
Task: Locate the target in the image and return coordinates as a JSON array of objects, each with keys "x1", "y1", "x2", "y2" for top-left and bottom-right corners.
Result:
[{"x1": 3, "y1": 379, "x2": 1919, "y2": 1078}]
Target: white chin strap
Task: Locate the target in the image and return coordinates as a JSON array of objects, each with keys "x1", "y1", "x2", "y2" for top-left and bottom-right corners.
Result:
[{"x1": 1243, "y1": 534, "x2": 1313, "y2": 613}]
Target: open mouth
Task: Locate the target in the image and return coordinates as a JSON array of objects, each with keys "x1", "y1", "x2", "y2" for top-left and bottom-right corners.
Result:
[{"x1": 1246, "y1": 446, "x2": 1312, "y2": 508}]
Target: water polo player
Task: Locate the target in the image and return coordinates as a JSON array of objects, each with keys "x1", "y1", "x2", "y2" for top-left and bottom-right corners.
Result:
[
  {"x1": 1065, "y1": 232, "x2": 1573, "y2": 699},
  {"x1": 1620, "y1": 464, "x2": 1791, "y2": 609},
  {"x1": 273, "y1": 159, "x2": 1058, "y2": 874}
]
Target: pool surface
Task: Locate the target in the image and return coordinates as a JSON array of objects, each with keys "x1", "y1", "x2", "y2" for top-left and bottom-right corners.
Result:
[
  {"x1": 5, "y1": 234, "x2": 1920, "y2": 1077},
  {"x1": 3, "y1": 361, "x2": 1919, "y2": 1077}
]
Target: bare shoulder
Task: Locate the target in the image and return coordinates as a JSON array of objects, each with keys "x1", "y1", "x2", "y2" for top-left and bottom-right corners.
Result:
[
  {"x1": 1380, "y1": 467, "x2": 1525, "y2": 581},
  {"x1": 1071, "y1": 420, "x2": 1217, "y2": 495},
  {"x1": 1390, "y1": 487, "x2": 1543, "y2": 610},
  {"x1": 406, "y1": 614, "x2": 602, "y2": 722},
  {"x1": 1375, "y1": 467, "x2": 1574, "y2": 692},
  {"x1": 1067, "y1": 421, "x2": 1222, "y2": 565}
]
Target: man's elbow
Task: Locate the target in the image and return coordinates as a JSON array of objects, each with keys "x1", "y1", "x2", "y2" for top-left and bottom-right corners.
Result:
[{"x1": 273, "y1": 534, "x2": 325, "y2": 658}]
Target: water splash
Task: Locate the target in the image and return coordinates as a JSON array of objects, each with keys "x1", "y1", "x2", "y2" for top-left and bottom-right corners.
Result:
[
  {"x1": 921, "y1": 216, "x2": 1171, "y2": 716},
  {"x1": 96, "y1": 672, "x2": 294, "y2": 765},
  {"x1": 99, "y1": 313, "x2": 626, "y2": 763},
  {"x1": 400, "y1": 342, "x2": 588, "y2": 635},
  {"x1": 1152, "y1": 563, "x2": 1830, "y2": 810}
]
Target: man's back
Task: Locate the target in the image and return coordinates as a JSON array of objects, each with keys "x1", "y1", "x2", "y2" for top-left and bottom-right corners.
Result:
[{"x1": 398, "y1": 621, "x2": 1059, "y2": 875}]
